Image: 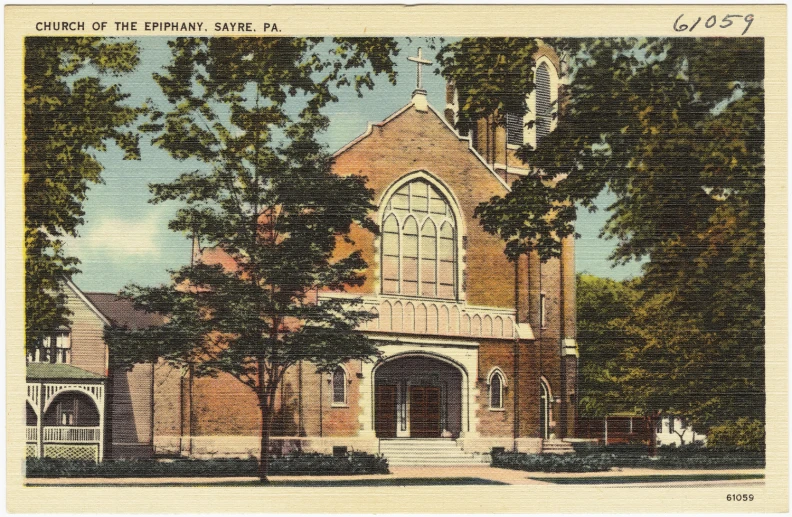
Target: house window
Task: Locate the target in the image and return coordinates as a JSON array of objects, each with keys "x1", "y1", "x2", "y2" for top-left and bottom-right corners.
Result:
[
  {"x1": 381, "y1": 178, "x2": 458, "y2": 299},
  {"x1": 332, "y1": 366, "x2": 347, "y2": 406},
  {"x1": 27, "y1": 331, "x2": 71, "y2": 364},
  {"x1": 488, "y1": 369, "x2": 506, "y2": 410},
  {"x1": 505, "y1": 110, "x2": 524, "y2": 146},
  {"x1": 540, "y1": 294, "x2": 547, "y2": 328},
  {"x1": 535, "y1": 62, "x2": 553, "y2": 144},
  {"x1": 668, "y1": 417, "x2": 675, "y2": 434}
]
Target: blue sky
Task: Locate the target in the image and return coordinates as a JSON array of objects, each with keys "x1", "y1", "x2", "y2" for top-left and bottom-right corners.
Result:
[{"x1": 63, "y1": 37, "x2": 642, "y2": 293}]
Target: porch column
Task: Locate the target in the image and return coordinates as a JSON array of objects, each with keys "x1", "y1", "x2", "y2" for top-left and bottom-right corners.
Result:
[
  {"x1": 97, "y1": 384, "x2": 105, "y2": 461},
  {"x1": 38, "y1": 382, "x2": 45, "y2": 458}
]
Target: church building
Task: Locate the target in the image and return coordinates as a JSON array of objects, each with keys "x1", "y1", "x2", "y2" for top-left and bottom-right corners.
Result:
[{"x1": 26, "y1": 46, "x2": 578, "y2": 464}]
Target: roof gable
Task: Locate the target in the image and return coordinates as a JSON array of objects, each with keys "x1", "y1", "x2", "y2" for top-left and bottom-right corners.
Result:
[
  {"x1": 334, "y1": 100, "x2": 510, "y2": 192},
  {"x1": 84, "y1": 292, "x2": 166, "y2": 330}
]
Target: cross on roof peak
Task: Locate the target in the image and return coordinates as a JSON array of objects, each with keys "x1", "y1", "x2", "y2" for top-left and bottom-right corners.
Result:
[{"x1": 407, "y1": 47, "x2": 432, "y2": 91}]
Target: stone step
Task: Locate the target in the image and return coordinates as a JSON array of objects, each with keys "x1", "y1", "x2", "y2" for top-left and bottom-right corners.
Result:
[
  {"x1": 541, "y1": 440, "x2": 576, "y2": 454},
  {"x1": 378, "y1": 439, "x2": 489, "y2": 466}
]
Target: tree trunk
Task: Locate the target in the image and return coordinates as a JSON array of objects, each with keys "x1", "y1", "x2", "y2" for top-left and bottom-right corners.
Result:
[{"x1": 259, "y1": 408, "x2": 271, "y2": 484}]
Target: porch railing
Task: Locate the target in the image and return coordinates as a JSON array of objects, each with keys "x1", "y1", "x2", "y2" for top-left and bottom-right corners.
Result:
[
  {"x1": 41, "y1": 426, "x2": 101, "y2": 443},
  {"x1": 26, "y1": 426, "x2": 37, "y2": 441}
]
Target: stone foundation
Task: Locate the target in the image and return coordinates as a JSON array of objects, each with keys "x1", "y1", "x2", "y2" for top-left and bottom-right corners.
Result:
[{"x1": 154, "y1": 435, "x2": 382, "y2": 459}]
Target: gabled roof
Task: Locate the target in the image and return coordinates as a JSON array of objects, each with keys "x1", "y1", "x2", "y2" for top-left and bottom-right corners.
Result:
[
  {"x1": 333, "y1": 99, "x2": 510, "y2": 192},
  {"x1": 26, "y1": 362, "x2": 105, "y2": 381},
  {"x1": 84, "y1": 293, "x2": 166, "y2": 330}
]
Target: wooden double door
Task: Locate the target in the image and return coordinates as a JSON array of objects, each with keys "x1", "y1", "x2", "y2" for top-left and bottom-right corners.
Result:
[
  {"x1": 374, "y1": 384, "x2": 441, "y2": 438},
  {"x1": 409, "y1": 386, "x2": 441, "y2": 438}
]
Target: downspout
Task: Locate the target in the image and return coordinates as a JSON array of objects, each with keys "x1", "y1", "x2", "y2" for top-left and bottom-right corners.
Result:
[
  {"x1": 319, "y1": 373, "x2": 323, "y2": 437},
  {"x1": 559, "y1": 246, "x2": 567, "y2": 438},
  {"x1": 150, "y1": 361, "x2": 155, "y2": 457},
  {"x1": 298, "y1": 360, "x2": 305, "y2": 437},
  {"x1": 188, "y1": 362, "x2": 194, "y2": 456},
  {"x1": 513, "y1": 259, "x2": 520, "y2": 449}
]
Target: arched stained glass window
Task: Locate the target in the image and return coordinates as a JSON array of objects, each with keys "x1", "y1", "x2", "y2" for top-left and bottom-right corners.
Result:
[
  {"x1": 438, "y1": 222, "x2": 455, "y2": 298},
  {"x1": 420, "y1": 220, "x2": 437, "y2": 296},
  {"x1": 489, "y1": 370, "x2": 505, "y2": 410},
  {"x1": 402, "y1": 217, "x2": 419, "y2": 295},
  {"x1": 381, "y1": 216, "x2": 400, "y2": 294},
  {"x1": 381, "y1": 178, "x2": 457, "y2": 299},
  {"x1": 332, "y1": 366, "x2": 347, "y2": 405}
]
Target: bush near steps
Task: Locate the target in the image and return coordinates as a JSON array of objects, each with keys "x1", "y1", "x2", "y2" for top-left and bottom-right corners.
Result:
[
  {"x1": 26, "y1": 452, "x2": 390, "y2": 478},
  {"x1": 492, "y1": 444, "x2": 765, "y2": 473},
  {"x1": 491, "y1": 452, "x2": 613, "y2": 473}
]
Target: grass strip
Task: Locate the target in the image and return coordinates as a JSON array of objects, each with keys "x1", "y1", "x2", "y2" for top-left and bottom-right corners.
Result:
[
  {"x1": 26, "y1": 477, "x2": 508, "y2": 487},
  {"x1": 529, "y1": 473, "x2": 764, "y2": 485}
]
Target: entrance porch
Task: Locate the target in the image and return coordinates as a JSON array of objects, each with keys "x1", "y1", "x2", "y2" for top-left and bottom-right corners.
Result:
[
  {"x1": 26, "y1": 364, "x2": 106, "y2": 462},
  {"x1": 373, "y1": 354, "x2": 464, "y2": 439}
]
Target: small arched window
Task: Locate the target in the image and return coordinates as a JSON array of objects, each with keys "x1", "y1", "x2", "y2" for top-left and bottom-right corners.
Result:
[
  {"x1": 332, "y1": 366, "x2": 347, "y2": 406},
  {"x1": 488, "y1": 369, "x2": 506, "y2": 410}
]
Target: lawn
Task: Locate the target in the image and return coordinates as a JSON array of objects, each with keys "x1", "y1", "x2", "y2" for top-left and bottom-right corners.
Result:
[
  {"x1": 530, "y1": 473, "x2": 765, "y2": 485},
  {"x1": 26, "y1": 477, "x2": 508, "y2": 487}
]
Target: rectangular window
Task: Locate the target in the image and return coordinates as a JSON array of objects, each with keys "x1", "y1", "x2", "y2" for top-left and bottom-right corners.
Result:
[
  {"x1": 505, "y1": 110, "x2": 524, "y2": 146},
  {"x1": 540, "y1": 294, "x2": 547, "y2": 328},
  {"x1": 668, "y1": 417, "x2": 675, "y2": 434},
  {"x1": 27, "y1": 331, "x2": 71, "y2": 364}
]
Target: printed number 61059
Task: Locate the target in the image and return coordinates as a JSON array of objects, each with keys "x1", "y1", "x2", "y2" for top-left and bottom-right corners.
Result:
[
  {"x1": 726, "y1": 494, "x2": 754, "y2": 502},
  {"x1": 674, "y1": 14, "x2": 754, "y2": 35}
]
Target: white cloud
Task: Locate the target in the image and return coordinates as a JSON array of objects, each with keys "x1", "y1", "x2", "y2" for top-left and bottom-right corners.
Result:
[{"x1": 65, "y1": 213, "x2": 167, "y2": 261}]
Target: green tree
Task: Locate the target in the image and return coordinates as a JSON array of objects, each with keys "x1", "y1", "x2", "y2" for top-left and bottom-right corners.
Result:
[
  {"x1": 439, "y1": 38, "x2": 764, "y2": 438},
  {"x1": 25, "y1": 37, "x2": 143, "y2": 350},
  {"x1": 575, "y1": 274, "x2": 641, "y2": 418},
  {"x1": 105, "y1": 37, "x2": 399, "y2": 482}
]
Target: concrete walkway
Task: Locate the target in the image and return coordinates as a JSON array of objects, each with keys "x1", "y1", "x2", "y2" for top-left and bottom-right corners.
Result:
[{"x1": 25, "y1": 467, "x2": 765, "y2": 487}]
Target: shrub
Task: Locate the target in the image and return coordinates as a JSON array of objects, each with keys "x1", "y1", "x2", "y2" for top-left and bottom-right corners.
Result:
[
  {"x1": 491, "y1": 452, "x2": 614, "y2": 473},
  {"x1": 568, "y1": 443, "x2": 764, "y2": 469},
  {"x1": 708, "y1": 418, "x2": 765, "y2": 452},
  {"x1": 26, "y1": 452, "x2": 389, "y2": 478}
]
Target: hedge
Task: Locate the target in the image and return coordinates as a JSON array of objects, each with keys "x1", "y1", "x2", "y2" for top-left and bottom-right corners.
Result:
[
  {"x1": 491, "y1": 452, "x2": 614, "y2": 473},
  {"x1": 26, "y1": 452, "x2": 389, "y2": 478},
  {"x1": 571, "y1": 443, "x2": 765, "y2": 469}
]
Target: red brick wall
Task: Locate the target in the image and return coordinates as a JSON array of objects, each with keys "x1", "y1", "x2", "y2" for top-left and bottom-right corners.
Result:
[
  {"x1": 145, "y1": 101, "x2": 577, "y2": 445},
  {"x1": 332, "y1": 105, "x2": 515, "y2": 309},
  {"x1": 476, "y1": 340, "x2": 515, "y2": 437}
]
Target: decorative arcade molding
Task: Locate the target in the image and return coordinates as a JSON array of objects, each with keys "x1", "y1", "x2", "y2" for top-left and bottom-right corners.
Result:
[{"x1": 321, "y1": 294, "x2": 519, "y2": 340}]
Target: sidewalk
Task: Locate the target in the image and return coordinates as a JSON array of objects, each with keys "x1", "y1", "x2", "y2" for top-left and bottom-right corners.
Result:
[{"x1": 25, "y1": 467, "x2": 765, "y2": 487}]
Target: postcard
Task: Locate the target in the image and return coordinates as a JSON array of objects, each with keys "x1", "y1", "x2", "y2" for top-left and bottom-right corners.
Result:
[{"x1": 5, "y1": 4, "x2": 787, "y2": 513}]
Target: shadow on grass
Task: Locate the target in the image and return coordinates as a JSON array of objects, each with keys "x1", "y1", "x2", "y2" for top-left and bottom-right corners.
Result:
[
  {"x1": 530, "y1": 473, "x2": 765, "y2": 485},
  {"x1": 26, "y1": 477, "x2": 508, "y2": 488}
]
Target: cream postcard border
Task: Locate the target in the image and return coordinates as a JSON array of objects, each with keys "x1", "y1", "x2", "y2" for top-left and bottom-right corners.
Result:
[{"x1": 5, "y1": 4, "x2": 787, "y2": 513}]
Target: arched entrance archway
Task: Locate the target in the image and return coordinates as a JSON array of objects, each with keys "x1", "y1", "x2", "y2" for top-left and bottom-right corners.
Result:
[{"x1": 373, "y1": 353, "x2": 466, "y2": 439}]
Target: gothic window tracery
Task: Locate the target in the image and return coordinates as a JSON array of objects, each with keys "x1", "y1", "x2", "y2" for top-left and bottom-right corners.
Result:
[{"x1": 381, "y1": 179, "x2": 457, "y2": 299}]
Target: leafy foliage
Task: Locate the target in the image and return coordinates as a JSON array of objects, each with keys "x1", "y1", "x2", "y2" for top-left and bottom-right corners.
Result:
[
  {"x1": 26, "y1": 452, "x2": 389, "y2": 478},
  {"x1": 708, "y1": 419, "x2": 765, "y2": 452},
  {"x1": 474, "y1": 176, "x2": 577, "y2": 262},
  {"x1": 440, "y1": 37, "x2": 764, "y2": 435},
  {"x1": 572, "y1": 442, "x2": 765, "y2": 469},
  {"x1": 437, "y1": 38, "x2": 541, "y2": 125},
  {"x1": 104, "y1": 37, "x2": 399, "y2": 482},
  {"x1": 24, "y1": 37, "x2": 144, "y2": 348},
  {"x1": 491, "y1": 451, "x2": 613, "y2": 473},
  {"x1": 576, "y1": 274, "x2": 642, "y2": 417}
]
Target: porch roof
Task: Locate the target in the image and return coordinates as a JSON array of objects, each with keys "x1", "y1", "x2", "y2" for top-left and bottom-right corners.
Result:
[{"x1": 26, "y1": 363, "x2": 105, "y2": 381}]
